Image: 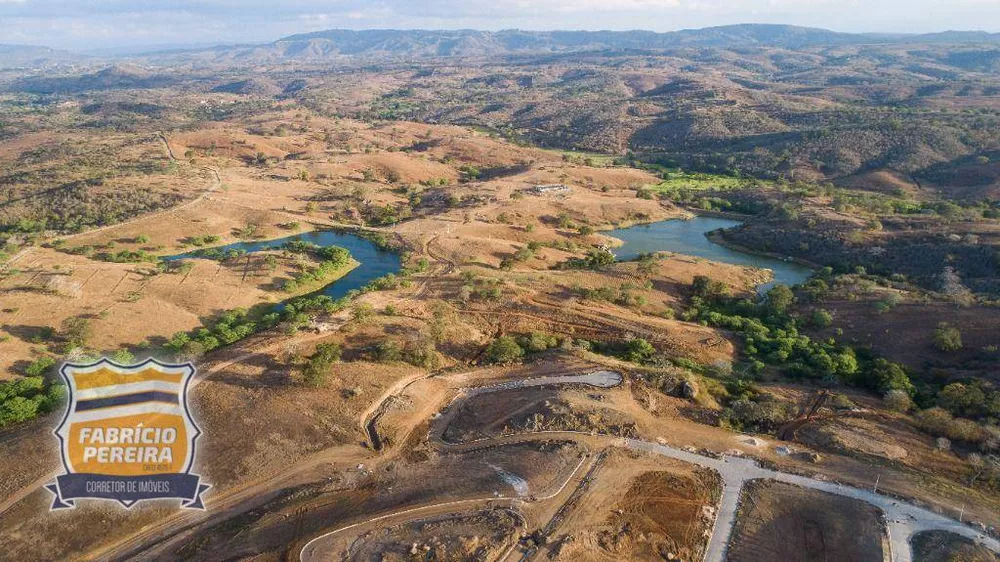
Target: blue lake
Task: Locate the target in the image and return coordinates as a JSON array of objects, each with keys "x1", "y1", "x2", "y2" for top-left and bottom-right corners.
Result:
[
  {"x1": 607, "y1": 217, "x2": 813, "y2": 293},
  {"x1": 164, "y1": 230, "x2": 402, "y2": 303}
]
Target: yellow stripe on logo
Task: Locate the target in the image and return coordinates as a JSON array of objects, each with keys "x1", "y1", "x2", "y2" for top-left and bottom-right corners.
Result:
[{"x1": 71, "y1": 368, "x2": 185, "y2": 391}]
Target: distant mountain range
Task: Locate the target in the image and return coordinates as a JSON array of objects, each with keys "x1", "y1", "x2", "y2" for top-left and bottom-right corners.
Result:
[
  {"x1": 3, "y1": 25, "x2": 1000, "y2": 68},
  {"x1": 0, "y1": 44, "x2": 81, "y2": 68},
  {"x1": 270, "y1": 26, "x2": 1000, "y2": 58}
]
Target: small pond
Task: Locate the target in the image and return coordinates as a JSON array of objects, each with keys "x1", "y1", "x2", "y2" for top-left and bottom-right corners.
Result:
[
  {"x1": 164, "y1": 230, "x2": 402, "y2": 303},
  {"x1": 607, "y1": 217, "x2": 813, "y2": 293}
]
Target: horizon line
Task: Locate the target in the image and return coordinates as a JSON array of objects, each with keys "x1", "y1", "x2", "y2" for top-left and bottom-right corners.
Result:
[{"x1": 4, "y1": 22, "x2": 999, "y2": 55}]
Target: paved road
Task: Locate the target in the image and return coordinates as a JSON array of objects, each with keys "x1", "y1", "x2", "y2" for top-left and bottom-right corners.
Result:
[
  {"x1": 625, "y1": 439, "x2": 1000, "y2": 562},
  {"x1": 301, "y1": 429, "x2": 999, "y2": 562},
  {"x1": 462, "y1": 370, "x2": 623, "y2": 398},
  {"x1": 437, "y1": 373, "x2": 1000, "y2": 562},
  {"x1": 40, "y1": 365, "x2": 993, "y2": 562},
  {"x1": 433, "y1": 372, "x2": 1000, "y2": 562}
]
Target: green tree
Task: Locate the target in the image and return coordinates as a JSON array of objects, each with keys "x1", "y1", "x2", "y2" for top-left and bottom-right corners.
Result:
[
  {"x1": 301, "y1": 343, "x2": 342, "y2": 387},
  {"x1": 486, "y1": 336, "x2": 524, "y2": 364},
  {"x1": 765, "y1": 285, "x2": 795, "y2": 315},
  {"x1": 428, "y1": 301, "x2": 452, "y2": 344},
  {"x1": 834, "y1": 350, "x2": 858, "y2": 376},
  {"x1": 523, "y1": 331, "x2": 558, "y2": 352},
  {"x1": 164, "y1": 332, "x2": 191, "y2": 355},
  {"x1": 403, "y1": 340, "x2": 440, "y2": 369},
  {"x1": 24, "y1": 356, "x2": 56, "y2": 377},
  {"x1": 691, "y1": 275, "x2": 729, "y2": 300},
  {"x1": 625, "y1": 338, "x2": 656, "y2": 363},
  {"x1": 585, "y1": 248, "x2": 615, "y2": 269},
  {"x1": 352, "y1": 303, "x2": 376, "y2": 323},
  {"x1": 938, "y1": 382, "x2": 986, "y2": 418},
  {"x1": 811, "y1": 309, "x2": 833, "y2": 328},
  {"x1": 0, "y1": 396, "x2": 41, "y2": 428},
  {"x1": 870, "y1": 359, "x2": 914, "y2": 395}
]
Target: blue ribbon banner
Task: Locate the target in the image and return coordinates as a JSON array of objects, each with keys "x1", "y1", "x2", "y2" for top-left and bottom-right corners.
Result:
[{"x1": 46, "y1": 473, "x2": 209, "y2": 509}]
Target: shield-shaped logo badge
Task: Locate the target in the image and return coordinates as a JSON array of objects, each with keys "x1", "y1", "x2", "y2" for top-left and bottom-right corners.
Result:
[{"x1": 47, "y1": 358, "x2": 210, "y2": 510}]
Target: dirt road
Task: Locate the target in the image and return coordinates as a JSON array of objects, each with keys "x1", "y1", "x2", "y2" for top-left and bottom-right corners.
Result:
[{"x1": 300, "y1": 454, "x2": 592, "y2": 562}]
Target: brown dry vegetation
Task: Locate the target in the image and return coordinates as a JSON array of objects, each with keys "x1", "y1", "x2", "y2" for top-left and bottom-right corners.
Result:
[
  {"x1": 913, "y1": 530, "x2": 1000, "y2": 562},
  {"x1": 1, "y1": 112, "x2": 725, "y2": 377}
]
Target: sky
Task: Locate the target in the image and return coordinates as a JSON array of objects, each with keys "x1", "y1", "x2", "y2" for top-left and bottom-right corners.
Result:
[{"x1": 1, "y1": 0, "x2": 1000, "y2": 52}]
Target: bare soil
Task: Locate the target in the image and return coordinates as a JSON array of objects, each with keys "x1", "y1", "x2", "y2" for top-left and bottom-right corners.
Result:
[
  {"x1": 346, "y1": 509, "x2": 519, "y2": 561},
  {"x1": 912, "y1": 530, "x2": 1000, "y2": 562},
  {"x1": 727, "y1": 479, "x2": 887, "y2": 562},
  {"x1": 543, "y1": 450, "x2": 721, "y2": 562}
]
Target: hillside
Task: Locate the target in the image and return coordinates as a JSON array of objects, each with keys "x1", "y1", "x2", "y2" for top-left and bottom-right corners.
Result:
[
  {"x1": 0, "y1": 44, "x2": 80, "y2": 69},
  {"x1": 266, "y1": 25, "x2": 1000, "y2": 60},
  {"x1": 4, "y1": 28, "x2": 999, "y2": 185}
]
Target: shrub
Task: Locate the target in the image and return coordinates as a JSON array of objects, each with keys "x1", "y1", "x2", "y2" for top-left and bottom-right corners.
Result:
[
  {"x1": 869, "y1": 359, "x2": 914, "y2": 395},
  {"x1": 347, "y1": 301, "x2": 376, "y2": 323},
  {"x1": 403, "y1": 340, "x2": 440, "y2": 369},
  {"x1": 0, "y1": 396, "x2": 41, "y2": 427},
  {"x1": 24, "y1": 356, "x2": 56, "y2": 377},
  {"x1": 916, "y1": 407, "x2": 988, "y2": 444},
  {"x1": 933, "y1": 323, "x2": 963, "y2": 352},
  {"x1": 937, "y1": 382, "x2": 987, "y2": 418},
  {"x1": 521, "y1": 331, "x2": 559, "y2": 353},
  {"x1": 302, "y1": 342, "x2": 342, "y2": 386},
  {"x1": 875, "y1": 293, "x2": 901, "y2": 314},
  {"x1": 111, "y1": 349, "x2": 135, "y2": 364},
  {"x1": 624, "y1": 338, "x2": 656, "y2": 363},
  {"x1": 61, "y1": 316, "x2": 92, "y2": 350},
  {"x1": 373, "y1": 340, "x2": 403, "y2": 363},
  {"x1": 883, "y1": 390, "x2": 912, "y2": 412},
  {"x1": 722, "y1": 396, "x2": 796, "y2": 433},
  {"x1": 486, "y1": 336, "x2": 524, "y2": 364},
  {"x1": 917, "y1": 408, "x2": 952, "y2": 435},
  {"x1": 765, "y1": 284, "x2": 794, "y2": 315},
  {"x1": 691, "y1": 275, "x2": 729, "y2": 300},
  {"x1": 811, "y1": 309, "x2": 833, "y2": 328},
  {"x1": 830, "y1": 394, "x2": 856, "y2": 410}
]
